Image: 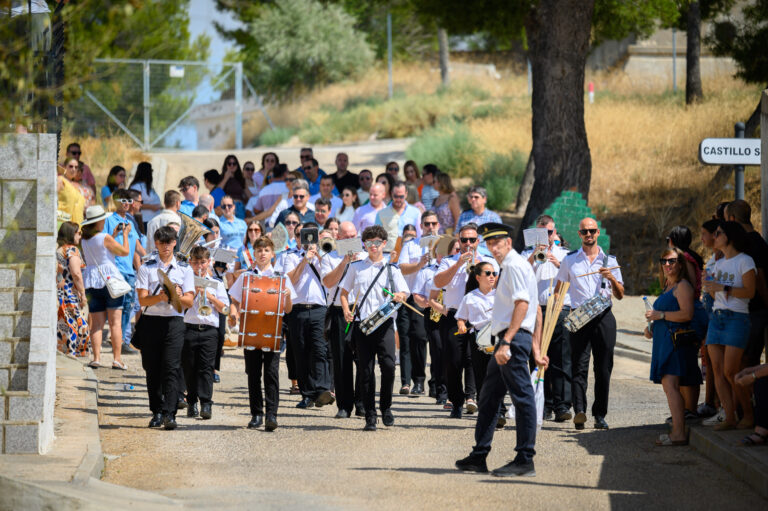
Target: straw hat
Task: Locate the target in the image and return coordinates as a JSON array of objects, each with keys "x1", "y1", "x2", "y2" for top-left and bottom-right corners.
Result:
[{"x1": 81, "y1": 205, "x2": 109, "y2": 226}]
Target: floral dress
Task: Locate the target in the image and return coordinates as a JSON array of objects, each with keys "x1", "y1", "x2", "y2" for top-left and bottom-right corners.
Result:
[{"x1": 57, "y1": 245, "x2": 90, "y2": 356}]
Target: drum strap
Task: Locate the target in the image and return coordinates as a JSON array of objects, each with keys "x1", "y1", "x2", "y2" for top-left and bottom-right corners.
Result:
[
  {"x1": 331, "y1": 263, "x2": 349, "y2": 305},
  {"x1": 355, "y1": 264, "x2": 388, "y2": 321},
  {"x1": 308, "y1": 262, "x2": 327, "y2": 302}
]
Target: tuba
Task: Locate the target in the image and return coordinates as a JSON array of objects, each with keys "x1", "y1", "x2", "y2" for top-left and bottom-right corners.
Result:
[{"x1": 176, "y1": 213, "x2": 212, "y2": 261}]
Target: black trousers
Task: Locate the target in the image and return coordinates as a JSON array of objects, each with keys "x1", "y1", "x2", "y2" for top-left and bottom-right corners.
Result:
[
  {"x1": 469, "y1": 332, "x2": 492, "y2": 398},
  {"x1": 140, "y1": 316, "x2": 185, "y2": 415},
  {"x1": 182, "y1": 324, "x2": 218, "y2": 406},
  {"x1": 284, "y1": 316, "x2": 297, "y2": 381},
  {"x1": 543, "y1": 306, "x2": 572, "y2": 414},
  {"x1": 744, "y1": 309, "x2": 768, "y2": 366},
  {"x1": 440, "y1": 310, "x2": 477, "y2": 407},
  {"x1": 397, "y1": 297, "x2": 427, "y2": 387},
  {"x1": 570, "y1": 309, "x2": 617, "y2": 418},
  {"x1": 354, "y1": 318, "x2": 396, "y2": 419},
  {"x1": 327, "y1": 305, "x2": 362, "y2": 413},
  {"x1": 755, "y1": 376, "x2": 768, "y2": 430},
  {"x1": 214, "y1": 312, "x2": 226, "y2": 371},
  {"x1": 244, "y1": 348, "x2": 280, "y2": 417},
  {"x1": 288, "y1": 305, "x2": 331, "y2": 400},
  {"x1": 472, "y1": 329, "x2": 537, "y2": 463},
  {"x1": 425, "y1": 311, "x2": 447, "y2": 400}
]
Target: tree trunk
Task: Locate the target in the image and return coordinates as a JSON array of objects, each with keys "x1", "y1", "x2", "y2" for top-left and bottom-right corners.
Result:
[
  {"x1": 516, "y1": 0, "x2": 595, "y2": 249},
  {"x1": 438, "y1": 27, "x2": 449, "y2": 86},
  {"x1": 686, "y1": 2, "x2": 703, "y2": 104},
  {"x1": 514, "y1": 149, "x2": 535, "y2": 216}
]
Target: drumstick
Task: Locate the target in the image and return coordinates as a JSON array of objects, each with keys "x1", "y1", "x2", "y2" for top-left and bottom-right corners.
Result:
[
  {"x1": 576, "y1": 266, "x2": 620, "y2": 278},
  {"x1": 382, "y1": 288, "x2": 425, "y2": 317},
  {"x1": 345, "y1": 289, "x2": 361, "y2": 334}
]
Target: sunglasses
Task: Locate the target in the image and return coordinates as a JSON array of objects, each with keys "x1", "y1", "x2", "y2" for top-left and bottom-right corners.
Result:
[
  {"x1": 479, "y1": 270, "x2": 498, "y2": 277},
  {"x1": 460, "y1": 237, "x2": 477, "y2": 244},
  {"x1": 423, "y1": 221, "x2": 438, "y2": 227},
  {"x1": 285, "y1": 178, "x2": 296, "y2": 183},
  {"x1": 293, "y1": 194, "x2": 307, "y2": 199},
  {"x1": 393, "y1": 194, "x2": 406, "y2": 200},
  {"x1": 303, "y1": 167, "x2": 313, "y2": 172},
  {"x1": 468, "y1": 195, "x2": 483, "y2": 200},
  {"x1": 364, "y1": 240, "x2": 385, "y2": 248},
  {"x1": 117, "y1": 199, "x2": 134, "y2": 205},
  {"x1": 248, "y1": 228, "x2": 261, "y2": 233},
  {"x1": 222, "y1": 204, "x2": 234, "y2": 209},
  {"x1": 360, "y1": 176, "x2": 372, "y2": 180},
  {"x1": 69, "y1": 151, "x2": 81, "y2": 156},
  {"x1": 579, "y1": 228, "x2": 598, "y2": 235},
  {"x1": 659, "y1": 258, "x2": 678, "y2": 265},
  {"x1": 386, "y1": 167, "x2": 398, "y2": 172},
  {"x1": 244, "y1": 167, "x2": 254, "y2": 172},
  {"x1": 300, "y1": 154, "x2": 311, "y2": 160},
  {"x1": 284, "y1": 220, "x2": 299, "y2": 226}
]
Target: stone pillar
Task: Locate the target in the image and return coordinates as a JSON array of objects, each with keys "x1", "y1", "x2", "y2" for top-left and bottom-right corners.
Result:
[
  {"x1": 762, "y1": 90, "x2": 767, "y2": 240},
  {"x1": 0, "y1": 134, "x2": 57, "y2": 454}
]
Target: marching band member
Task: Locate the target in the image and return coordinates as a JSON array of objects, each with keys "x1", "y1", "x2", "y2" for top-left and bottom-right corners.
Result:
[
  {"x1": 136, "y1": 226, "x2": 195, "y2": 430},
  {"x1": 455, "y1": 223, "x2": 546, "y2": 477},
  {"x1": 521, "y1": 215, "x2": 573, "y2": 422},
  {"x1": 340, "y1": 225, "x2": 409, "y2": 431},
  {"x1": 555, "y1": 217, "x2": 623, "y2": 430},
  {"x1": 283, "y1": 222, "x2": 335, "y2": 409},
  {"x1": 228, "y1": 237, "x2": 296, "y2": 431},
  {"x1": 397, "y1": 210, "x2": 441, "y2": 395},
  {"x1": 433, "y1": 222, "x2": 497, "y2": 418},
  {"x1": 320, "y1": 221, "x2": 366, "y2": 419},
  {"x1": 182, "y1": 246, "x2": 230, "y2": 420}
]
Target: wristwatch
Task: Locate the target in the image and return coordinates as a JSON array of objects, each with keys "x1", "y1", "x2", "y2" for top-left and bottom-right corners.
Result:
[
  {"x1": 499, "y1": 340, "x2": 511, "y2": 347},
  {"x1": 660, "y1": 312, "x2": 665, "y2": 320}
]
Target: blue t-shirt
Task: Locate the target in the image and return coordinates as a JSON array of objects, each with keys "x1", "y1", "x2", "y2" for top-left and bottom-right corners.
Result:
[
  {"x1": 100, "y1": 185, "x2": 113, "y2": 203},
  {"x1": 219, "y1": 216, "x2": 247, "y2": 251},
  {"x1": 103, "y1": 213, "x2": 139, "y2": 277},
  {"x1": 211, "y1": 188, "x2": 225, "y2": 208},
  {"x1": 179, "y1": 200, "x2": 196, "y2": 217}
]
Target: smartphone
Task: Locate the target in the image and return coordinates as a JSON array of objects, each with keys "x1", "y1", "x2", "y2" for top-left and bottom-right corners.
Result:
[{"x1": 116, "y1": 223, "x2": 124, "y2": 232}]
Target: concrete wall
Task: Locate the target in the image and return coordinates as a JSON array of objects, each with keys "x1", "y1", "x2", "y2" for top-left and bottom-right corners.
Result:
[{"x1": 0, "y1": 134, "x2": 58, "y2": 454}]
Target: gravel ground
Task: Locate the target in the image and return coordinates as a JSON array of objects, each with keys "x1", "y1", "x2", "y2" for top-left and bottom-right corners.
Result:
[{"x1": 93, "y1": 340, "x2": 766, "y2": 510}]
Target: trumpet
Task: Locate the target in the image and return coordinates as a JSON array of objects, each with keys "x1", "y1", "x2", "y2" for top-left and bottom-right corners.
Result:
[
  {"x1": 320, "y1": 237, "x2": 336, "y2": 255},
  {"x1": 533, "y1": 248, "x2": 548, "y2": 264},
  {"x1": 466, "y1": 248, "x2": 475, "y2": 273},
  {"x1": 196, "y1": 270, "x2": 213, "y2": 316}
]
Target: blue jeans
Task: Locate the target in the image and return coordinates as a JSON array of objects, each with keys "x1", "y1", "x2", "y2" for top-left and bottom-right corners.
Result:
[{"x1": 121, "y1": 273, "x2": 136, "y2": 343}]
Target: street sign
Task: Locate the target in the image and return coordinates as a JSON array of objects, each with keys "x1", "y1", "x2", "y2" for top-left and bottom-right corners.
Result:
[{"x1": 699, "y1": 138, "x2": 761, "y2": 165}]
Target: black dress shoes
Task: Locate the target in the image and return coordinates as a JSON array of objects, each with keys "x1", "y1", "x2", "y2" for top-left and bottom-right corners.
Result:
[
  {"x1": 355, "y1": 407, "x2": 366, "y2": 417},
  {"x1": 315, "y1": 391, "x2": 336, "y2": 407},
  {"x1": 594, "y1": 416, "x2": 609, "y2": 429},
  {"x1": 363, "y1": 416, "x2": 377, "y2": 431},
  {"x1": 555, "y1": 410, "x2": 573, "y2": 422},
  {"x1": 176, "y1": 398, "x2": 187, "y2": 410},
  {"x1": 200, "y1": 402, "x2": 212, "y2": 420},
  {"x1": 492, "y1": 459, "x2": 536, "y2": 477},
  {"x1": 574, "y1": 411, "x2": 587, "y2": 430},
  {"x1": 543, "y1": 409, "x2": 554, "y2": 421},
  {"x1": 496, "y1": 415, "x2": 507, "y2": 429},
  {"x1": 449, "y1": 405, "x2": 462, "y2": 419},
  {"x1": 296, "y1": 397, "x2": 315, "y2": 409},
  {"x1": 428, "y1": 386, "x2": 436, "y2": 398},
  {"x1": 265, "y1": 414, "x2": 278, "y2": 432},
  {"x1": 455, "y1": 453, "x2": 488, "y2": 473},
  {"x1": 382, "y1": 409, "x2": 395, "y2": 427},
  {"x1": 187, "y1": 402, "x2": 199, "y2": 418},
  {"x1": 248, "y1": 415, "x2": 263, "y2": 429},
  {"x1": 148, "y1": 412, "x2": 163, "y2": 428},
  {"x1": 335, "y1": 409, "x2": 350, "y2": 419},
  {"x1": 163, "y1": 414, "x2": 178, "y2": 430}
]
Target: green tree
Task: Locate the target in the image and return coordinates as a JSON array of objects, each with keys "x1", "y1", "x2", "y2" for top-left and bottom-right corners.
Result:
[{"x1": 710, "y1": 0, "x2": 768, "y2": 85}]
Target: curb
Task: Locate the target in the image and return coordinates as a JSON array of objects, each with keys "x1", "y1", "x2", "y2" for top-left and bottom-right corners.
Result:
[
  {"x1": 72, "y1": 363, "x2": 105, "y2": 484},
  {"x1": 690, "y1": 425, "x2": 768, "y2": 499},
  {"x1": 615, "y1": 344, "x2": 652, "y2": 364}
]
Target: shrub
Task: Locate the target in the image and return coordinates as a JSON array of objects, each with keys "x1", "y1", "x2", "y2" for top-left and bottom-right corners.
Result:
[
  {"x1": 256, "y1": 127, "x2": 296, "y2": 147},
  {"x1": 404, "y1": 122, "x2": 483, "y2": 177},
  {"x1": 474, "y1": 152, "x2": 526, "y2": 211}
]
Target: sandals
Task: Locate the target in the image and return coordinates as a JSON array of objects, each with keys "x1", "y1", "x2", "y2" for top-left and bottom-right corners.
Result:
[
  {"x1": 112, "y1": 360, "x2": 128, "y2": 371},
  {"x1": 655, "y1": 433, "x2": 689, "y2": 447},
  {"x1": 741, "y1": 432, "x2": 768, "y2": 446},
  {"x1": 88, "y1": 361, "x2": 101, "y2": 368}
]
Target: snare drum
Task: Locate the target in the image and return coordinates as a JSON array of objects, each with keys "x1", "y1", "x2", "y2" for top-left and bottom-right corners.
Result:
[
  {"x1": 359, "y1": 298, "x2": 402, "y2": 336},
  {"x1": 238, "y1": 274, "x2": 287, "y2": 351}
]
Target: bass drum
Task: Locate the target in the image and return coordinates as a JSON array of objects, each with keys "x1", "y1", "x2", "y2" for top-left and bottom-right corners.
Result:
[{"x1": 238, "y1": 274, "x2": 287, "y2": 351}]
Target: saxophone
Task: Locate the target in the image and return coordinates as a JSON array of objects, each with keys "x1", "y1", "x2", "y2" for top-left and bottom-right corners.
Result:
[{"x1": 430, "y1": 289, "x2": 444, "y2": 322}]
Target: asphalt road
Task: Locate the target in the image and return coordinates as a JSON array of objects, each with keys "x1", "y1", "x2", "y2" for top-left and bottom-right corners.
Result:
[{"x1": 94, "y1": 341, "x2": 766, "y2": 510}]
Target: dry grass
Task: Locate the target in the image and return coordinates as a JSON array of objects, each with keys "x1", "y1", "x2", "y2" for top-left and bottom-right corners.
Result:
[{"x1": 62, "y1": 131, "x2": 147, "y2": 185}]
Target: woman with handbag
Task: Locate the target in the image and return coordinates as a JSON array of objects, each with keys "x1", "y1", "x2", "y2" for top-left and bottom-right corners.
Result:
[
  {"x1": 56, "y1": 221, "x2": 90, "y2": 357},
  {"x1": 80, "y1": 205, "x2": 132, "y2": 370},
  {"x1": 644, "y1": 247, "x2": 701, "y2": 446}
]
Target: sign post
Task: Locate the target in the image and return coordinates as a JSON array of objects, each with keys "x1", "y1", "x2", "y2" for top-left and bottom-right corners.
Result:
[{"x1": 734, "y1": 122, "x2": 746, "y2": 200}]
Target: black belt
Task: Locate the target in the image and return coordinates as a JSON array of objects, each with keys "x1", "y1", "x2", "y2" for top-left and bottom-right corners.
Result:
[
  {"x1": 186, "y1": 323, "x2": 217, "y2": 331},
  {"x1": 294, "y1": 303, "x2": 325, "y2": 310}
]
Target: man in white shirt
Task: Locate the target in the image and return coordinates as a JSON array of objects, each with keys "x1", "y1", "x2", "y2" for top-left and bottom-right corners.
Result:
[
  {"x1": 555, "y1": 218, "x2": 623, "y2": 431},
  {"x1": 455, "y1": 223, "x2": 546, "y2": 478},
  {"x1": 375, "y1": 181, "x2": 422, "y2": 251},
  {"x1": 309, "y1": 175, "x2": 343, "y2": 216},
  {"x1": 340, "y1": 225, "x2": 409, "y2": 431},
  {"x1": 135, "y1": 226, "x2": 195, "y2": 430},
  {"x1": 353, "y1": 183, "x2": 385, "y2": 233},
  {"x1": 146, "y1": 190, "x2": 182, "y2": 253},
  {"x1": 521, "y1": 215, "x2": 572, "y2": 423},
  {"x1": 249, "y1": 164, "x2": 290, "y2": 216},
  {"x1": 182, "y1": 246, "x2": 230, "y2": 421}
]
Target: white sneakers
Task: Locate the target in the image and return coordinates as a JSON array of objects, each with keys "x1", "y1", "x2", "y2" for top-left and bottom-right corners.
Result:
[{"x1": 702, "y1": 408, "x2": 726, "y2": 426}]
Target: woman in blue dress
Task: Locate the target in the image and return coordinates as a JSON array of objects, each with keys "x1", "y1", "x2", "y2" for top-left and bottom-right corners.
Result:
[{"x1": 644, "y1": 247, "x2": 702, "y2": 446}]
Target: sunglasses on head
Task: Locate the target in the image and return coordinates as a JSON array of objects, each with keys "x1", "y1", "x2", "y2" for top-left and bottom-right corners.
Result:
[
  {"x1": 364, "y1": 239, "x2": 384, "y2": 248},
  {"x1": 479, "y1": 270, "x2": 498, "y2": 277},
  {"x1": 659, "y1": 257, "x2": 678, "y2": 265},
  {"x1": 460, "y1": 237, "x2": 477, "y2": 244},
  {"x1": 579, "y1": 228, "x2": 598, "y2": 235}
]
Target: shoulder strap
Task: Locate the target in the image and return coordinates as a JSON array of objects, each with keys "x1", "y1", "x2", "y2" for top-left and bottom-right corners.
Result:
[
  {"x1": 599, "y1": 252, "x2": 610, "y2": 292},
  {"x1": 355, "y1": 264, "x2": 387, "y2": 321},
  {"x1": 331, "y1": 262, "x2": 350, "y2": 304},
  {"x1": 308, "y1": 262, "x2": 327, "y2": 302}
]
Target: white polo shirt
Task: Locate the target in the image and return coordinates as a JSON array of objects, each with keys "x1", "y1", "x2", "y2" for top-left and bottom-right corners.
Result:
[
  {"x1": 319, "y1": 251, "x2": 368, "y2": 306},
  {"x1": 340, "y1": 259, "x2": 409, "y2": 320},
  {"x1": 436, "y1": 252, "x2": 497, "y2": 310},
  {"x1": 412, "y1": 263, "x2": 438, "y2": 298},
  {"x1": 490, "y1": 249, "x2": 538, "y2": 336},
  {"x1": 556, "y1": 247, "x2": 622, "y2": 309},
  {"x1": 397, "y1": 239, "x2": 426, "y2": 292},
  {"x1": 282, "y1": 251, "x2": 327, "y2": 306},
  {"x1": 136, "y1": 256, "x2": 194, "y2": 317},
  {"x1": 521, "y1": 244, "x2": 571, "y2": 306},
  {"x1": 456, "y1": 288, "x2": 495, "y2": 332},
  {"x1": 184, "y1": 276, "x2": 229, "y2": 327}
]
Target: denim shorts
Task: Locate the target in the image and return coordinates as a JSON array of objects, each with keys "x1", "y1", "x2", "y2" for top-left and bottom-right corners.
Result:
[
  {"x1": 705, "y1": 309, "x2": 751, "y2": 349},
  {"x1": 87, "y1": 286, "x2": 124, "y2": 313}
]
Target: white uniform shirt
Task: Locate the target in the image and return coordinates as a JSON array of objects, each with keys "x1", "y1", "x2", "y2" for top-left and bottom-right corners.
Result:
[
  {"x1": 282, "y1": 251, "x2": 327, "y2": 305},
  {"x1": 412, "y1": 263, "x2": 438, "y2": 298},
  {"x1": 319, "y1": 251, "x2": 368, "y2": 306},
  {"x1": 136, "y1": 256, "x2": 195, "y2": 317},
  {"x1": 228, "y1": 265, "x2": 297, "y2": 308},
  {"x1": 436, "y1": 252, "x2": 498, "y2": 310},
  {"x1": 456, "y1": 288, "x2": 495, "y2": 331},
  {"x1": 184, "y1": 276, "x2": 229, "y2": 327},
  {"x1": 340, "y1": 259, "x2": 409, "y2": 320},
  {"x1": 491, "y1": 249, "x2": 538, "y2": 336},
  {"x1": 397, "y1": 239, "x2": 426, "y2": 292},
  {"x1": 556, "y1": 247, "x2": 622, "y2": 309},
  {"x1": 521, "y1": 244, "x2": 571, "y2": 306}
]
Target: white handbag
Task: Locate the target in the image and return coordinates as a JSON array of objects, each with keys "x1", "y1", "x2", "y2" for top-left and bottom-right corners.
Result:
[{"x1": 97, "y1": 266, "x2": 132, "y2": 299}]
